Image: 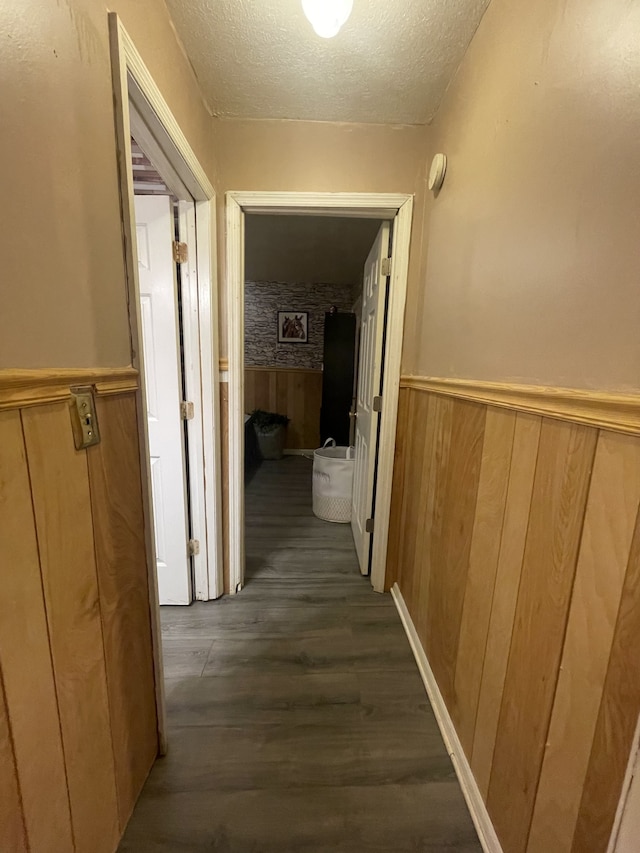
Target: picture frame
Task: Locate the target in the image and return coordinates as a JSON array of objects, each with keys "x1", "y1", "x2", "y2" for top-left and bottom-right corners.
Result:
[{"x1": 277, "y1": 311, "x2": 309, "y2": 344}]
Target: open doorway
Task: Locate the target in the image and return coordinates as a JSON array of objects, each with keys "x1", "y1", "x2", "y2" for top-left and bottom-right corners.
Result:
[
  {"x1": 242, "y1": 215, "x2": 385, "y2": 588},
  {"x1": 109, "y1": 14, "x2": 223, "y2": 748},
  {"x1": 130, "y1": 143, "x2": 195, "y2": 605},
  {"x1": 226, "y1": 192, "x2": 414, "y2": 596}
]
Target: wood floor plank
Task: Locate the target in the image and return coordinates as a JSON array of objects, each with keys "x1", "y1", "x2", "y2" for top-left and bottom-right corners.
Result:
[
  {"x1": 0, "y1": 410, "x2": 74, "y2": 850},
  {"x1": 471, "y1": 412, "x2": 541, "y2": 798},
  {"x1": 143, "y1": 720, "x2": 457, "y2": 794},
  {"x1": 571, "y1": 498, "x2": 640, "y2": 853},
  {"x1": 453, "y1": 407, "x2": 516, "y2": 757},
  {"x1": 527, "y1": 431, "x2": 640, "y2": 853},
  {"x1": 119, "y1": 783, "x2": 481, "y2": 853},
  {"x1": 87, "y1": 395, "x2": 158, "y2": 830},
  {"x1": 487, "y1": 418, "x2": 597, "y2": 853},
  {"x1": 426, "y1": 399, "x2": 486, "y2": 708},
  {"x1": 22, "y1": 403, "x2": 119, "y2": 853}
]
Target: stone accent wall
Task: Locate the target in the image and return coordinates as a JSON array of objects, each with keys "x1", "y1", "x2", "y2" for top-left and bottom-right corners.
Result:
[{"x1": 244, "y1": 280, "x2": 357, "y2": 369}]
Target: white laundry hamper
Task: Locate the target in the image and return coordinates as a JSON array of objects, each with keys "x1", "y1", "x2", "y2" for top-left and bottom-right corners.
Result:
[{"x1": 312, "y1": 439, "x2": 355, "y2": 523}]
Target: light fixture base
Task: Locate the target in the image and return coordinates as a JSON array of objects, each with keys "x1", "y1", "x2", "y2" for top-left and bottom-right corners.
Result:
[{"x1": 428, "y1": 153, "x2": 447, "y2": 192}]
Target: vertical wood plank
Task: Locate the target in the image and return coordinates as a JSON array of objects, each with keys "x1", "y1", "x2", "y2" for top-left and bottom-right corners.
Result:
[
  {"x1": 290, "y1": 373, "x2": 305, "y2": 448},
  {"x1": 408, "y1": 391, "x2": 433, "y2": 612},
  {"x1": 571, "y1": 502, "x2": 640, "y2": 853},
  {"x1": 487, "y1": 418, "x2": 597, "y2": 853},
  {"x1": 87, "y1": 396, "x2": 158, "y2": 830},
  {"x1": 256, "y1": 370, "x2": 269, "y2": 411},
  {"x1": 426, "y1": 399, "x2": 486, "y2": 708},
  {"x1": 268, "y1": 370, "x2": 277, "y2": 412},
  {"x1": 276, "y1": 371, "x2": 289, "y2": 443},
  {"x1": 0, "y1": 671, "x2": 28, "y2": 853},
  {"x1": 472, "y1": 412, "x2": 541, "y2": 798},
  {"x1": 394, "y1": 389, "x2": 419, "y2": 604},
  {"x1": 22, "y1": 403, "x2": 119, "y2": 853},
  {"x1": 528, "y1": 431, "x2": 640, "y2": 853},
  {"x1": 303, "y1": 371, "x2": 322, "y2": 449},
  {"x1": 415, "y1": 395, "x2": 455, "y2": 651},
  {"x1": 0, "y1": 410, "x2": 74, "y2": 850},
  {"x1": 384, "y1": 388, "x2": 409, "y2": 591},
  {"x1": 220, "y1": 382, "x2": 230, "y2": 593},
  {"x1": 244, "y1": 369, "x2": 255, "y2": 413},
  {"x1": 453, "y1": 407, "x2": 516, "y2": 756}
]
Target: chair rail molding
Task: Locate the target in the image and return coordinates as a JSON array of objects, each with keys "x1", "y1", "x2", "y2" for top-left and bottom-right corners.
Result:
[{"x1": 400, "y1": 376, "x2": 640, "y2": 435}]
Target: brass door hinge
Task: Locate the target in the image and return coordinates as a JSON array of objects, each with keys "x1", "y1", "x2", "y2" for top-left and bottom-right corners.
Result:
[
  {"x1": 188, "y1": 539, "x2": 200, "y2": 557},
  {"x1": 173, "y1": 241, "x2": 188, "y2": 263},
  {"x1": 180, "y1": 401, "x2": 194, "y2": 420},
  {"x1": 381, "y1": 257, "x2": 392, "y2": 276}
]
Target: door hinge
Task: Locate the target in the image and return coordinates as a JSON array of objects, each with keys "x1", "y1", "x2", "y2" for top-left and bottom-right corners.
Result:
[
  {"x1": 372, "y1": 395, "x2": 383, "y2": 413},
  {"x1": 381, "y1": 257, "x2": 392, "y2": 276},
  {"x1": 365, "y1": 518, "x2": 375, "y2": 534},
  {"x1": 173, "y1": 240, "x2": 188, "y2": 264},
  {"x1": 188, "y1": 539, "x2": 200, "y2": 557},
  {"x1": 180, "y1": 401, "x2": 194, "y2": 420}
]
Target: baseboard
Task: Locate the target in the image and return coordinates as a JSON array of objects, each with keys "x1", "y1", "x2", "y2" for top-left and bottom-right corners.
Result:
[
  {"x1": 283, "y1": 449, "x2": 315, "y2": 456},
  {"x1": 391, "y1": 583, "x2": 504, "y2": 853}
]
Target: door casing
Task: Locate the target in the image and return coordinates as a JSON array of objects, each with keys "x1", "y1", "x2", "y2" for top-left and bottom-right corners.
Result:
[
  {"x1": 226, "y1": 192, "x2": 414, "y2": 595},
  {"x1": 109, "y1": 14, "x2": 223, "y2": 751}
]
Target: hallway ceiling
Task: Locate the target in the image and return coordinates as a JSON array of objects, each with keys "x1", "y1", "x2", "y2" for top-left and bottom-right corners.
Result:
[
  {"x1": 245, "y1": 216, "x2": 382, "y2": 287},
  {"x1": 164, "y1": 0, "x2": 490, "y2": 124}
]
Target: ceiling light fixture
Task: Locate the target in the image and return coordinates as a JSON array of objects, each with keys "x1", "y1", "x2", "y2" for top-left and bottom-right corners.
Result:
[{"x1": 301, "y1": 0, "x2": 353, "y2": 38}]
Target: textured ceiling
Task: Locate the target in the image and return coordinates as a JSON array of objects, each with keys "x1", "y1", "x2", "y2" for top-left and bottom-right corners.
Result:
[
  {"x1": 245, "y1": 215, "x2": 382, "y2": 287},
  {"x1": 164, "y1": 0, "x2": 490, "y2": 124}
]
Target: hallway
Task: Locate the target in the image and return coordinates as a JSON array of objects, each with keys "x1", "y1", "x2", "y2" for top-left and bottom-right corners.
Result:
[{"x1": 119, "y1": 457, "x2": 481, "y2": 851}]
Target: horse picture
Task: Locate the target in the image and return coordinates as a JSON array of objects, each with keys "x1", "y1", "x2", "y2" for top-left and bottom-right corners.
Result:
[{"x1": 277, "y1": 311, "x2": 308, "y2": 343}]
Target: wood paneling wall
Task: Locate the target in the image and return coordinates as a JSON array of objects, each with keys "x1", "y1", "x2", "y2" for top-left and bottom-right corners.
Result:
[
  {"x1": 245, "y1": 366, "x2": 322, "y2": 449},
  {"x1": 0, "y1": 370, "x2": 158, "y2": 852},
  {"x1": 387, "y1": 380, "x2": 640, "y2": 853}
]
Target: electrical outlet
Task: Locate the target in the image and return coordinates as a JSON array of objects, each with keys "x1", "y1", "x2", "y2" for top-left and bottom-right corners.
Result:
[{"x1": 69, "y1": 388, "x2": 101, "y2": 449}]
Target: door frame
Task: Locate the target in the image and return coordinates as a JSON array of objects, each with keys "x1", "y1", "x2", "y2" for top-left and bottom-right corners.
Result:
[
  {"x1": 109, "y1": 15, "x2": 224, "y2": 747},
  {"x1": 226, "y1": 191, "x2": 413, "y2": 594}
]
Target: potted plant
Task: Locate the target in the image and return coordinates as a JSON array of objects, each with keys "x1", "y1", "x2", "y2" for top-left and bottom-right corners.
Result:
[{"x1": 249, "y1": 409, "x2": 290, "y2": 460}]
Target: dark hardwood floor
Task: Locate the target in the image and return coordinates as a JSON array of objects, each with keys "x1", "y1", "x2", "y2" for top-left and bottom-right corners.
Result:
[{"x1": 119, "y1": 456, "x2": 481, "y2": 852}]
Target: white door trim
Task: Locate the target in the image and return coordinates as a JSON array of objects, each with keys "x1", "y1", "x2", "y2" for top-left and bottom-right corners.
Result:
[
  {"x1": 109, "y1": 14, "x2": 223, "y2": 749},
  {"x1": 226, "y1": 191, "x2": 413, "y2": 594}
]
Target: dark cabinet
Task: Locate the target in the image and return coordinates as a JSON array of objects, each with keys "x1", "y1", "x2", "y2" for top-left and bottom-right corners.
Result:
[{"x1": 320, "y1": 312, "x2": 357, "y2": 447}]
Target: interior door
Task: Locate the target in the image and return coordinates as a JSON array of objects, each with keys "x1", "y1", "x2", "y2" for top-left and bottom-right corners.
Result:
[
  {"x1": 351, "y1": 222, "x2": 391, "y2": 574},
  {"x1": 134, "y1": 194, "x2": 191, "y2": 605}
]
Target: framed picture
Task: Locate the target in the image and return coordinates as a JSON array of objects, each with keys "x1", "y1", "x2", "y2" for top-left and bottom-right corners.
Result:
[{"x1": 277, "y1": 311, "x2": 309, "y2": 344}]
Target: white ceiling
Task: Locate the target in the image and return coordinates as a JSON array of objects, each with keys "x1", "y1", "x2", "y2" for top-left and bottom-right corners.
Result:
[{"x1": 165, "y1": 0, "x2": 491, "y2": 125}]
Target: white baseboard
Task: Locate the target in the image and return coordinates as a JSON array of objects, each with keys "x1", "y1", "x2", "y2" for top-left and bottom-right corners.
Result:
[
  {"x1": 391, "y1": 583, "x2": 504, "y2": 853},
  {"x1": 283, "y1": 449, "x2": 315, "y2": 456}
]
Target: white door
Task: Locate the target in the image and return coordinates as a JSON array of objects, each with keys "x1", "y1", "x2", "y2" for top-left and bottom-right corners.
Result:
[
  {"x1": 134, "y1": 194, "x2": 191, "y2": 605},
  {"x1": 351, "y1": 222, "x2": 391, "y2": 574}
]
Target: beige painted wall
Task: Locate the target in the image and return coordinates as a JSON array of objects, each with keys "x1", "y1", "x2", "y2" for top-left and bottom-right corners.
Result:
[
  {"x1": 213, "y1": 118, "x2": 429, "y2": 357},
  {"x1": 405, "y1": 0, "x2": 640, "y2": 391},
  {"x1": 1, "y1": 0, "x2": 214, "y2": 368}
]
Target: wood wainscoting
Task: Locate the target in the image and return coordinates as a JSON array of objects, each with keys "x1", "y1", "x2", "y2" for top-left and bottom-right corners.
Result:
[
  {"x1": 244, "y1": 366, "x2": 322, "y2": 450},
  {"x1": 0, "y1": 368, "x2": 157, "y2": 853},
  {"x1": 387, "y1": 376, "x2": 640, "y2": 853}
]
